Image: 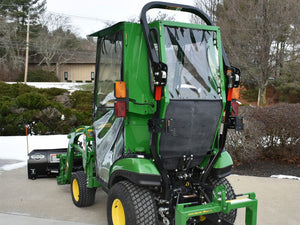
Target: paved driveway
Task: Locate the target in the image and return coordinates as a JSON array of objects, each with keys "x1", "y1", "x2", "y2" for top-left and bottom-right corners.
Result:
[{"x1": 0, "y1": 167, "x2": 299, "y2": 225}]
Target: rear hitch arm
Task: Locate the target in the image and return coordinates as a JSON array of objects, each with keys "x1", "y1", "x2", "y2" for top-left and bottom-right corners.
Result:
[{"x1": 175, "y1": 185, "x2": 258, "y2": 225}]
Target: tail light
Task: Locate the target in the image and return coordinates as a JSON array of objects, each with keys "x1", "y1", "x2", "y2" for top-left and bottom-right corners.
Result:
[
  {"x1": 155, "y1": 86, "x2": 162, "y2": 101},
  {"x1": 115, "y1": 101, "x2": 127, "y2": 117},
  {"x1": 114, "y1": 81, "x2": 127, "y2": 118}
]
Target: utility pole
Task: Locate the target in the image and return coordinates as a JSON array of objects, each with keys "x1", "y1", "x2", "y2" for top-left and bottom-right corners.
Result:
[{"x1": 24, "y1": 12, "x2": 30, "y2": 84}]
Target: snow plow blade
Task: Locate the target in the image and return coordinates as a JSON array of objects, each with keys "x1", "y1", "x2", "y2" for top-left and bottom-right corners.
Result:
[
  {"x1": 27, "y1": 149, "x2": 67, "y2": 179},
  {"x1": 175, "y1": 185, "x2": 257, "y2": 225}
]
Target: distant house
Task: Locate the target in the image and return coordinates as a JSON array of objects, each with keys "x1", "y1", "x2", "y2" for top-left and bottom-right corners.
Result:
[{"x1": 29, "y1": 51, "x2": 96, "y2": 82}]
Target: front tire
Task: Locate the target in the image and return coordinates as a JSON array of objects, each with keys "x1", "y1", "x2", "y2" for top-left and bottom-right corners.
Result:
[
  {"x1": 71, "y1": 171, "x2": 96, "y2": 207},
  {"x1": 107, "y1": 180, "x2": 157, "y2": 225}
]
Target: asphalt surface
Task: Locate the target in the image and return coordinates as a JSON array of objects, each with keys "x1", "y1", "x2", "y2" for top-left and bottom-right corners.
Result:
[{"x1": 0, "y1": 166, "x2": 300, "y2": 225}]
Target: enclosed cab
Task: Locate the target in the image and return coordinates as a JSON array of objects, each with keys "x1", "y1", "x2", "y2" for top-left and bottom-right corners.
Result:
[{"x1": 56, "y1": 2, "x2": 257, "y2": 225}]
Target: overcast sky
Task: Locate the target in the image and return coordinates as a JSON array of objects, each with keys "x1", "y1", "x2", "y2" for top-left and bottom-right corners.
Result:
[{"x1": 46, "y1": 0, "x2": 195, "y2": 37}]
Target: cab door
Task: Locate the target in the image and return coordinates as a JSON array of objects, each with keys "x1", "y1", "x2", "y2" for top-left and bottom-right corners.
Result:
[{"x1": 93, "y1": 30, "x2": 124, "y2": 185}]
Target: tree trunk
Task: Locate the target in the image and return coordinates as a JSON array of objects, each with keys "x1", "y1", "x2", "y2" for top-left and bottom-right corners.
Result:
[
  {"x1": 56, "y1": 63, "x2": 61, "y2": 81},
  {"x1": 257, "y1": 86, "x2": 267, "y2": 107}
]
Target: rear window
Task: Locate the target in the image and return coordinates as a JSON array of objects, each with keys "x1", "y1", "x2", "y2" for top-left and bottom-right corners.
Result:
[{"x1": 164, "y1": 26, "x2": 221, "y2": 100}]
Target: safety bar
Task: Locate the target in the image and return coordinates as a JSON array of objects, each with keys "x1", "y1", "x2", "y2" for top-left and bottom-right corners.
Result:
[{"x1": 140, "y1": 1, "x2": 230, "y2": 71}]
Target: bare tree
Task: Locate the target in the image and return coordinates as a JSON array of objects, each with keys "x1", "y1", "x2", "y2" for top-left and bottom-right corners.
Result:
[
  {"x1": 33, "y1": 13, "x2": 79, "y2": 71},
  {"x1": 195, "y1": 0, "x2": 299, "y2": 106},
  {"x1": 126, "y1": 10, "x2": 175, "y2": 24},
  {"x1": 0, "y1": 0, "x2": 46, "y2": 80},
  {"x1": 0, "y1": 18, "x2": 25, "y2": 80},
  {"x1": 192, "y1": 0, "x2": 221, "y2": 23}
]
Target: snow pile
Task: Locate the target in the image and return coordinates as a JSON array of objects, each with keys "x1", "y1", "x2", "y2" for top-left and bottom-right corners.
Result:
[
  {"x1": 0, "y1": 135, "x2": 68, "y2": 171},
  {"x1": 1, "y1": 162, "x2": 27, "y2": 171},
  {"x1": 270, "y1": 175, "x2": 300, "y2": 180},
  {"x1": 7, "y1": 82, "x2": 90, "y2": 93}
]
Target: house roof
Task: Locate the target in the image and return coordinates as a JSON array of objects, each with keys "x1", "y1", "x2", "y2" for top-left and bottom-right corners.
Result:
[{"x1": 29, "y1": 51, "x2": 96, "y2": 65}]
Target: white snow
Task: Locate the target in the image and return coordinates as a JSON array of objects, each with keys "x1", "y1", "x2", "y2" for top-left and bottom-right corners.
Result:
[
  {"x1": 7, "y1": 82, "x2": 91, "y2": 93},
  {"x1": 270, "y1": 175, "x2": 300, "y2": 180},
  {"x1": 1, "y1": 161, "x2": 27, "y2": 171},
  {"x1": 0, "y1": 135, "x2": 68, "y2": 171},
  {"x1": 1, "y1": 82, "x2": 81, "y2": 172}
]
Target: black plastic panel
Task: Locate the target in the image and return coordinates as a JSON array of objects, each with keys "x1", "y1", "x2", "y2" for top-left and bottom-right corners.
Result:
[
  {"x1": 159, "y1": 100, "x2": 222, "y2": 170},
  {"x1": 27, "y1": 149, "x2": 67, "y2": 179}
]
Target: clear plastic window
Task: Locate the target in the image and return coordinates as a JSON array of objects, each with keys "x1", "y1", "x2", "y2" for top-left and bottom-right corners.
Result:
[
  {"x1": 164, "y1": 26, "x2": 221, "y2": 100},
  {"x1": 94, "y1": 31, "x2": 123, "y2": 119}
]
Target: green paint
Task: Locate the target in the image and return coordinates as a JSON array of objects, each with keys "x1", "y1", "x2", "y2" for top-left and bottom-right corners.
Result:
[
  {"x1": 110, "y1": 158, "x2": 160, "y2": 176},
  {"x1": 175, "y1": 185, "x2": 258, "y2": 225},
  {"x1": 199, "y1": 151, "x2": 233, "y2": 172},
  {"x1": 57, "y1": 126, "x2": 101, "y2": 188},
  {"x1": 214, "y1": 151, "x2": 233, "y2": 169},
  {"x1": 57, "y1": 8, "x2": 257, "y2": 224}
]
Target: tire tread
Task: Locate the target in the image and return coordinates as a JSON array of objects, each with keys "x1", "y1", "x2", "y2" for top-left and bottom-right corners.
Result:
[
  {"x1": 107, "y1": 180, "x2": 157, "y2": 225},
  {"x1": 211, "y1": 177, "x2": 237, "y2": 223},
  {"x1": 71, "y1": 171, "x2": 96, "y2": 207}
]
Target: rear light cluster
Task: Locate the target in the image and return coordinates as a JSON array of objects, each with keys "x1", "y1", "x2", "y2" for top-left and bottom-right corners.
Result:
[{"x1": 114, "y1": 81, "x2": 127, "y2": 118}]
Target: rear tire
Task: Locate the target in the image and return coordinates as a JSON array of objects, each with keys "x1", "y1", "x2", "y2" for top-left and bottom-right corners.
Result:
[
  {"x1": 71, "y1": 171, "x2": 96, "y2": 207},
  {"x1": 202, "y1": 177, "x2": 237, "y2": 224},
  {"x1": 107, "y1": 180, "x2": 157, "y2": 225}
]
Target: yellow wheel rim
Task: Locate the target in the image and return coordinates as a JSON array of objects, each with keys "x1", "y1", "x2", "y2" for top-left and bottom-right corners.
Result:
[
  {"x1": 200, "y1": 215, "x2": 206, "y2": 222},
  {"x1": 112, "y1": 199, "x2": 125, "y2": 225},
  {"x1": 72, "y1": 178, "x2": 80, "y2": 202}
]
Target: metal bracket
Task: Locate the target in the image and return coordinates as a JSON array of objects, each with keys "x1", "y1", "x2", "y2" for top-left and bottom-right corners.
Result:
[
  {"x1": 228, "y1": 116, "x2": 244, "y2": 132},
  {"x1": 153, "y1": 63, "x2": 168, "y2": 86},
  {"x1": 175, "y1": 185, "x2": 258, "y2": 225},
  {"x1": 148, "y1": 118, "x2": 167, "y2": 133}
]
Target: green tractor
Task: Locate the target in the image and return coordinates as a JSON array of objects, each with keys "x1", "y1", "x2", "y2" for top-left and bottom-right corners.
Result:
[{"x1": 56, "y1": 2, "x2": 257, "y2": 225}]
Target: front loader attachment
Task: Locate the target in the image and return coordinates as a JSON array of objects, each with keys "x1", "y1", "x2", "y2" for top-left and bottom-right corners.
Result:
[
  {"x1": 56, "y1": 126, "x2": 101, "y2": 189},
  {"x1": 175, "y1": 185, "x2": 257, "y2": 225},
  {"x1": 28, "y1": 148, "x2": 67, "y2": 179},
  {"x1": 56, "y1": 127, "x2": 85, "y2": 185}
]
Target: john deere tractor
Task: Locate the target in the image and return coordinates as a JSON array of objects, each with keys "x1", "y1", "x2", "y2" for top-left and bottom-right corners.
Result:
[{"x1": 54, "y1": 2, "x2": 257, "y2": 225}]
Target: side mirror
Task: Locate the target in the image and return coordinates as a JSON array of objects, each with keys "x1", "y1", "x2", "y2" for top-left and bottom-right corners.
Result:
[{"x1": 114, "y1": 81, "x2": 127, "y2": 117}]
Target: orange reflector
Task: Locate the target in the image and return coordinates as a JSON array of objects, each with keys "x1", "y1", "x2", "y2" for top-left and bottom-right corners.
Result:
[
  {"x1": 115, "y1": 101, "x2": 126, "y2": 117},
  {"x1": 227, "y1": 88, "x2": 233, "y2": 101},
  {"x1": 226, "y1": 69, "x2": 232, "y2": 77},
  {"x1": 114, "y1": 81, "x2": 126, "y2": 98},
  {"x1": 155, "y1": 86, "x2": 162, "y2": 101},
  {"x1": 232, "y1": 87, "x2": 240, "y2": 100}
]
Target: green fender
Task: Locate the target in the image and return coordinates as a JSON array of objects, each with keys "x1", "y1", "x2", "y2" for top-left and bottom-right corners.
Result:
[
  {"x1": 199, "y1": 151, "x2": 233, "y2": 178},
  {"x1": 213, "y1": 151, "x2": 233, "y2": 169},
  {"x1": 109, "y1": 158, "x2": 161, "y2": 187},
  {"x1": 212, "y1": 151, "x2": 233, "y2": 178},
  {"x1": 200, "y1": 151, "x2": 233, "y2": 169}
]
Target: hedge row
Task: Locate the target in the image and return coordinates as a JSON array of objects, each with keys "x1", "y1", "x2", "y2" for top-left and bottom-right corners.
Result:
[
  {"x1": 226, "y1": 104, "x2": 300, "y2": 164},
  {"x1": 0, "y1": 82, "x2": 93, "y2": 135},
  {"x1": 17, "y1": 70, "x2": 59, "y2": 82},
  {"x1": 1, "y1": 81, "x2": 299, "y2": 165}
]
